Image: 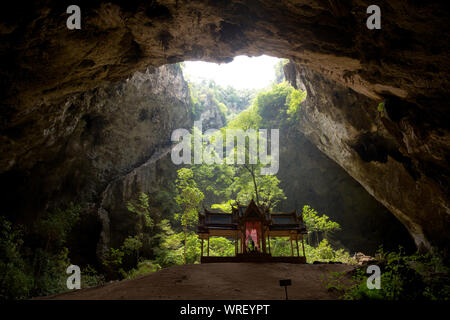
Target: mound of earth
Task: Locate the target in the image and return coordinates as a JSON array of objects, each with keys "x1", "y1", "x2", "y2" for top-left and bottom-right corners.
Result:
[{"x1": 42, "y1": 263, "x2": 356, "y2": 300}]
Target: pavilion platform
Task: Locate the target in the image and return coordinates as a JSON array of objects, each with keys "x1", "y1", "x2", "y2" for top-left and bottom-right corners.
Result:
[{"x1": 201, "y1": 255, "x2": 307, "y2": 264}]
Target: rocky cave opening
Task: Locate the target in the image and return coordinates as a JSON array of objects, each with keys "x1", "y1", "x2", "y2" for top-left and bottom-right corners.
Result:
[
  {"x1": 1, "y1": 0, "x2": 449, "y2": 300},
  {"x1": 1, "y1": 54, "x2": 418, "y2": 268}
]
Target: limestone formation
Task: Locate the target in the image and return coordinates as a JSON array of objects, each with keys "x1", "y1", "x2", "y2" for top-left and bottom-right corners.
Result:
[{"x1": 1, "y1": 1, "x2": 448, "y2": 256}]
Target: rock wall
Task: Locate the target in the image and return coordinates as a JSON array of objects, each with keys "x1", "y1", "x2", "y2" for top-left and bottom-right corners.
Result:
[
  {"x1": 197, "y1": 94, "x2": 225, "y2": 130},
  {"x1": 286, "y1": 62, "x2": 449, "y2": 254},
  {"x1": 277, "y1": 128, "x2": 415, "y2": 254},
  {"x1": 0, "y1": 64, "x2": 192, "y2": 263},
  {"x1": 96, "y1": 146, "x2": 179, "y2": 258}
]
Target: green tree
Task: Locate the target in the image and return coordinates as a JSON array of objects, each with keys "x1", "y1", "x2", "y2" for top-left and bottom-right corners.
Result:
[
  {"x1": 33, "y1": 203, "x2": 80, "y2": 296},
  {"x1": 127, "y1": 192, "x2": 153, "y2": 231},
  {"x1": 208, "y1": 237, "x2": 235, "y2": 257},
  {"x1": 175, "y1": 168, "x2": 204, "y2": 264},
  {"x1": 228, "y1": 165, "x2": 286, "y2": 207},
  {"x1": 38, "y1": 203, "x2": 80, "y2": 252},
  {"x1": 286, "y1": 88, "x2": 307, "y2": 121},
  {"x1": 126, "y1": 192, "x2": 153, "y2": 264},
  {"x1": 302, "y1": 205, "x2": 340, "y2": 246},
  {"x1": 227, "y1": 105, "x2": 261, "y2": 130},
  {"x1": 225, "y1": 99, "x2": 286, "y2": 207},
  {"x1": 102, "y1": 247, "x2": 126, "y2": 280},
  {"x1": 193, "y1": 163, "x2": 235, "y2": 206},
  {"x1": 122, "y1": 235, "x2": 143, "y2": 265}
]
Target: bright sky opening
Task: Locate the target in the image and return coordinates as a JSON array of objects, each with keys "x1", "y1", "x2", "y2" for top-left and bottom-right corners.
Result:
[{"x1": 183, "y1": 55, "x2": 280, "y2": 90}]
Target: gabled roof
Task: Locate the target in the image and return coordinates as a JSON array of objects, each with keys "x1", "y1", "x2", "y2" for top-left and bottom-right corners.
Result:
[
  {"x1": 242, "y1": 199, "x2": 263, "y2": 220},
  {"x1": 198, "y1": 200, "x2": 307, "y2": 234}
]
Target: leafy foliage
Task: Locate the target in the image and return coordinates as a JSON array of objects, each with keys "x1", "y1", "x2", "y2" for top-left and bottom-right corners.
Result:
[
  {"x1": 256, "y1": 82, "x2": 292, "y2": 120},
  {"x1": 0, "y1": 203, "x2": 90, "y2": 300},
  {"x1": 122, "y1": 235, "x2": 143, "y2": 265},
  {"x1": 227, "y1": 105, "x2": 261, "y2": 130},
  {"x1": 207, "y1": 237, "x2": 236, "y2": 257},
  {"x1": 286, "y1": 88, "x2": 307, "y2": 121},
  {"x1": 126, "y1": 261, "x2": 161, "y2": 279},
  {"x1": 127, "y1": 192, "x2": 153, "y2": 229},
  {"x1": 211, "y1": 200, "x2": 236, "y2": 212},
  {"x1": 305, "y1": 240, "x2": 353, "y2": 263},
  {"x1": 175, "y1": 168, "x2": 204, "y2": 264},
  {"x1": 327, "y1": 247, "x2": 450, "y2": 300},
  {"x1": 0, "y1": 217, "x2": 33, "y2": 300},
  {"x1": 188, "y1": 79, "x2": 258, "y2": 122},
  {"x1": 37, "y1": 203, "x2": 81, "y2": 251},
  {"x1": 155, "y1": 232, "x2": 201, "y2": 265},
  {"x1": 269, "y1": 237, "x2": 353, "y2": 263},
  {"x1": 229, "y1": 167, "x2": 286, "y2": 207},
  {"x1": 81, "y1": 265, "x2": 105, "y2": 288},
  {"x1": 302, "y1": 205, "x2": 341, "y2": 246},
  {"x1": 102, "y1": 247, "x2": 126, "y2": 279}
]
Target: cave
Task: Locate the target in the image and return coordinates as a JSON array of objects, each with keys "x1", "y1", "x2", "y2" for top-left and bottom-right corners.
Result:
[{"x1": 0, "y1": 0, "x2": 449, "y2": 300}]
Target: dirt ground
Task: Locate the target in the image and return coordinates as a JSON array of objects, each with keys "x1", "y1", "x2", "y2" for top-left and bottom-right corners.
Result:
[{"x1": 41, "y1": 263, "x2": 356, "y2": 300}]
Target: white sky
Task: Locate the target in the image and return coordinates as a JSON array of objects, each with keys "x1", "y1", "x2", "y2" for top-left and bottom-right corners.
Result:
[{"x1": 183, "y1": 55, "x2": 280, "y2": 90}]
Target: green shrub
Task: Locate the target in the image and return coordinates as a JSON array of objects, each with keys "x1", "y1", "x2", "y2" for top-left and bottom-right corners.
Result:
[
  {"x1": 31, "y1": 247, "x2": 72, "y2": 297},
  {"x1": 122, "y1": 235, "x2": 143, "y2": 265},
  {"x1": 81, "y1": 265, "x2": 105, "y2": 288},
  {"x1": 208, "y1": 237, "x2": 235, "y2": 257},
  {"x1": 268, "y1": 237, "x2": 353, "y2": 263},
  {"x1": 30, "y1": 204, "x2": 81, "y2": 297},
  {"x1": 328, "y1": 248, "x2": 450, "y2": 300},
  {"x1": 37, "y1": 203, "x2": 80, "y2": 251},
  {"x1": 127, "y1": 261, "x2": 161, "y2": 279},
  {"x1": 0, "y1": 217, "x2": 33, "y2": 300},
  {"x1": 1, "y1": 204, "x2": 85, "y2": 300},
  {"x1": 102, "y1": 247, "x2": 126, "y2": 280}
]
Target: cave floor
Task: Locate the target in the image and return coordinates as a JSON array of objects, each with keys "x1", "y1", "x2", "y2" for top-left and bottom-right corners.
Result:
[{"x1": 41, "y1": 263, "x2": 356, "y2": 300}]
